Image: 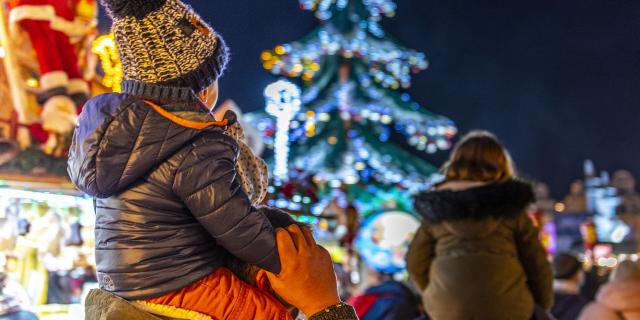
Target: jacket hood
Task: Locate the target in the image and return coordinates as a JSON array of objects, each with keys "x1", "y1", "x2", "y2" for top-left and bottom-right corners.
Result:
[
  {"x1": 596, "y1": 280, "x2": 640, "y2": 312},
  {"x1": 68, "y1": 93, "x2": 215, "y2": 198},
  {"x1": 414, "y1": 179, "x2": 535, "y2": 224}
]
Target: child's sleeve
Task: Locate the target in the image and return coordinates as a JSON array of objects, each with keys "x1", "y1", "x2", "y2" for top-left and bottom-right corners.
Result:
[
  {"x1": 406, "y1": 223, "x2": 436, "y2": 291},
  {"x1": 172, "y1": 136, "x2": 281, "y2": 274},
  {"x1": 514, "y1": 213, "x2": 553, "y2": 310}
]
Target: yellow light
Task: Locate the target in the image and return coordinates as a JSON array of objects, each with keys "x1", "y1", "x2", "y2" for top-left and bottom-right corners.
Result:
[
  {"x1": 554, "y1": 202, "x2": 566, "y2": 213},
  {"x1": 274, "y1": 45, "x2": 286, "y2": 55},
  {"x1": 261, "y1": 51, "x2": 273, "y2": 61},
  {"x1": 306, "y1": 123, "x2": 316, "y2": 137},
  {"x1": 263, "y1": 62, "x2": 274, "y2": 70},
  {"x1": 26, "y1": 78, "x2": 39, "y2": 88},
  {"x1": 355, "y1": 162, "x2": 366, "y2": 171},
  {"x1": 328, "y1": 136, "x2": 338, "y2": 145},
  {"x1": 318, "y1": 113, "x2": 331, "y2": 122},
  {"x1": 306, "y1": 111, "x2": 315, "y2": 118},
  {"x1": 92, "y1": 33, "x2": 122, "y2": 92},
  {"x1": 292, "y1": 64, "x2": 304, "y2": 74}
]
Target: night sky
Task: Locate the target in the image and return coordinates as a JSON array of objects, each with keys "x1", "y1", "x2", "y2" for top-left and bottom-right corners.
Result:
[{"x1": 104, "y1": 1, "x2": 640, "y2": 198}]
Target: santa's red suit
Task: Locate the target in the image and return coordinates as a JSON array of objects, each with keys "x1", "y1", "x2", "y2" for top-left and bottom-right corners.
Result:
[{"x1": 8, "y1": 0, "x2": 94, "y2": 153}]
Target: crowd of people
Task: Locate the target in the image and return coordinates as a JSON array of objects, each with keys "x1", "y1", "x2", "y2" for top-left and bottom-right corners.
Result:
[{"x1": 2, "y1": 0, "x2": 638, "y2": 319}]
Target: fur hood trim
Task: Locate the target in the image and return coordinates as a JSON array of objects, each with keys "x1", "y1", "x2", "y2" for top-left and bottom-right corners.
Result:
[{"x1": 414, "y1": 180, "x2": 535, "y2": 223}]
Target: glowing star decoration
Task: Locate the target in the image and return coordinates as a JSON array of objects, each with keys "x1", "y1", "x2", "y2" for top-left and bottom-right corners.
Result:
[
  {"x1": 355, "y1": 211, "x2": 420, "y2": 273},
  {"x1": 92, "y1": 33, "x2": 122, "y2": 92},
  {"x1": 264, "y1": 80, "x2": 302, "y2": 181}
]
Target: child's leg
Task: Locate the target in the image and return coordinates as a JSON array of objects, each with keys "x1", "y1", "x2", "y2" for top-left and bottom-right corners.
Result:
[{"x1": 145, "y1": 267, "x2": 292, "y2": 320}]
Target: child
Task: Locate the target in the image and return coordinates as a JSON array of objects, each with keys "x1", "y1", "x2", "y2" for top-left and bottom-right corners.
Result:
[
  {"x1": 406, "y1": 131, "x2": 553, "y2": 320},
  {"x1": 68, "y1": 0, "x2": 290, "y2": 318}
]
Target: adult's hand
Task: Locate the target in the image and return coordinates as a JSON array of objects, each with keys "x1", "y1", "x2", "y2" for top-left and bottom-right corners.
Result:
[{"x1": 266, "y1": 225, "x2": 341, "y2": 317}]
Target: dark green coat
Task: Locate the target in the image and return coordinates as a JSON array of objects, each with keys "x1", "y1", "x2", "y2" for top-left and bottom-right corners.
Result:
[{"x1": 407, "y1": 180, "x2": 553, "y2": 320}]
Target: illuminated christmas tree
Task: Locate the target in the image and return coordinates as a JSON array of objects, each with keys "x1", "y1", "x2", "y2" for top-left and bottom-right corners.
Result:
[{"x1": 248, "y1": 0, "x2": 456, "y2": 216}]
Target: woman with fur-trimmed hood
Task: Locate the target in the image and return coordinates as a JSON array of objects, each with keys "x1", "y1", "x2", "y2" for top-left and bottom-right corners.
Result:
[{"x1": 407, "y1": 131, "x2": 553, "y2": 320}]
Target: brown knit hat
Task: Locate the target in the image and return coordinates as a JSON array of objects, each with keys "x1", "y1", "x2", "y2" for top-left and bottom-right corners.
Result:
[{"x1": 101, "y1": 0, "x2": 229, "y2": 93}]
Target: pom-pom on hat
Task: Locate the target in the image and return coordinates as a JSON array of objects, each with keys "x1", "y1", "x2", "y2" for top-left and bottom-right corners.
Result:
[{"x1": 100, "y1": 0, "x2": 228, "y2": 94}]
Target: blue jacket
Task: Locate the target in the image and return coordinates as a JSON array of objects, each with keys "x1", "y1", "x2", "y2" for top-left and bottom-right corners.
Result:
[
  {"x1": 357, "y1": 281, "x2": 421, "y2": 320},
  {"x1": 68, "y1": 83, "x2": 280, "y2": 300}
]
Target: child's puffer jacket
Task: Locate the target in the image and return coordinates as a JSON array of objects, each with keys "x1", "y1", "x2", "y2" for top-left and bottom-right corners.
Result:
[{"x1": 68, "y1": 92, "x2": 280, "y2": 300}]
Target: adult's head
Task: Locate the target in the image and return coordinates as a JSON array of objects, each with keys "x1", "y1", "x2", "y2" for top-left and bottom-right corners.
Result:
[
  {"x1": 442, "y1": 130, "x2": 514, "y2": 183},
  {"x1": 553, "y1": 253, "x2": 584, "y2": 284},
  {"x1": 100, "y1": 0, "x2": 229, "y2": 110}
]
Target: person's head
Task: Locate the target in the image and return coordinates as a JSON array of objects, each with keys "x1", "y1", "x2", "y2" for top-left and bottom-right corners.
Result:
[
  {"x1": 101, "y1": 0, "x2": 229, "y2": 109},
  {"x1": 442, "y1": 130, "x2": 514, "y2": 183},
  {"x1": 610, "y1": 260, "x2": 640, "y2": 283},
  {"x1": 570, "y1": 180, "x2": 584, "y2": 195},
  {"x1": 553, "y1": 253, "x2": 584, "y2": 284}
]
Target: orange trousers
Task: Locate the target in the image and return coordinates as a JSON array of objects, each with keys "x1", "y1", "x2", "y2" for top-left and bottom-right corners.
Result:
[{"x1": 145, "y1": 267, "x2": 292, "y2": 320}]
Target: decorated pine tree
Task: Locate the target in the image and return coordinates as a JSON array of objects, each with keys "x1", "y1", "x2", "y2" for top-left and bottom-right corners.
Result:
[{"x1": 248, "y1": 0, "x2": 457, "y2": 215}]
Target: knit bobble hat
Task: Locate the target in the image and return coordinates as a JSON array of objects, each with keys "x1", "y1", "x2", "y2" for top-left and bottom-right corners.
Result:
[{"x1": 100, "y1": 0, "x2": 229, "y2": 94}]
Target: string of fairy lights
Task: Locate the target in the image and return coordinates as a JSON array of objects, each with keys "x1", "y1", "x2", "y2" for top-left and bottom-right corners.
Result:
[
  {"x1": 262, "y1": 0, "x2": 427, "y2": 90},
  {"x1": 262, "y1": 25, "x2": 428, "y2": 89},
  {"x1": 92, "y1": 33, "x2": 122, "y2": 92}
]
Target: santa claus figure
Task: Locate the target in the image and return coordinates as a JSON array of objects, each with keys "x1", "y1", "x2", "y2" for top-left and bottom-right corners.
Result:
[{"x1": 8, "y1": 0, "x2": 96, "y2": 155}]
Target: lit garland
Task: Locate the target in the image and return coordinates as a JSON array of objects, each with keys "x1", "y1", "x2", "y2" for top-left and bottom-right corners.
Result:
[
  {"x1": 262, "y1": 25, "x2": 427, "y2": 89},
  {"x1": 264, "y1": 80, "x2": 302, "y2": 182},
  {"x1": 92, "y1": 34, "x2": 122, "y2": 92},
  {"x1": 250, "y1": 79, "x2": 456, "y2": 159}
]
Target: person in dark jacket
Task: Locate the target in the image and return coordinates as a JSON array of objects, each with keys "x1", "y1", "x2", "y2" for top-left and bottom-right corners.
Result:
[
  {"x1": 551, "y1": 253, "x2": 590, "y2": 320},
  {"x1": 406, "y1": 131, "x2": 553, "y2": 320},
  {"x1": 68, "y1": 0, "x2": 357, "y2": 319},
  {"x1": 347, "y1": 270, "x2": 422, "y2": 320}
]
